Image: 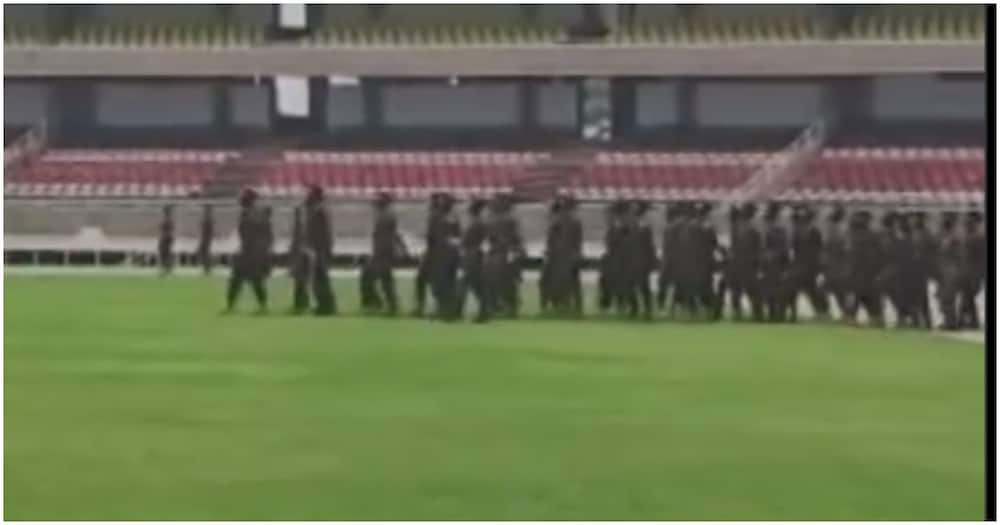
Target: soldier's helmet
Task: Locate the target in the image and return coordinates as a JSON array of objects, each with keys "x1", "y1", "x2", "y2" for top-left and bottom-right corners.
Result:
[
  {"x1": 549, "y1": 198, "x2": 562, "y2": 215},
  {"x1": 881, "y1": 211, "x2": 897, "y2": 229},
  {"x1": 966, "y1": 210, "x2": 983, "y2": 229},
  {"x1": 742, "y1": 202, "x2": 758, "y2": 220},
  {"x1": 633, "y1": 199, "x2": 651, "y2": 216},
  {"x1": 374, "y1": 191, "x2": 394, "y2": 209},
  {"x1": 305, "y1": 184, "x2": 324, "y2": 206},
  {"x1": 238, "y1": 188, "x2": 258, "y2": 208},
  {"x1": 764, "y1": 201, "x2": 781, "y2": 222},
  {"x1": 828, "y1": 205, "x2": 846, "y2": 223},
  {"x1": 468, "y1": 198, "x2": 487, "y2": 215},
  {"x1": 727, "y1": 204, "x2": 742, "y2": 222},
  {"x1": 941, "y1": 211, "x2": 958, "y2": 230},
  {"x1": 909, "y1": 211, "x2": 926, "y2": 227},
  {"x1": 438, "y1": 193, "x2": 456, "y2": 213}
]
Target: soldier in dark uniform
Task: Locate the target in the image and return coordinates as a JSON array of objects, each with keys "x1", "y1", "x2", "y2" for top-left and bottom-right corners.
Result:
[
  {"x1": 158, "y1": 204, "x2": 175, "y2": 276},
  {"x1": 958, "y1": 211, "x2": 984, "y2": 329},
  {"x1": 481, "y1": 194, "x2": 525, "y2": 321},
  {"x1": 875, "y1": 212, "x2": 905, "y2": 324},
  {"x1": 197, "y1": 203, "x2": 214, "y2": 275},
  {"x1": 262, "y1": 206, "x2": 275, "y2": 279},
  {"x1": 657, "y1": 204, "x2": 681, "y2": 314},
  {"x1": 935, "y1": 211, "x2": 963, "y2": 330},
  {"x1": 303, "y1": 185, "x2": 336, "y2": 316},
  {"x1": 539, "y1": 198, "x2": 561, "y2": 314},
  {"x1": 288, "y1": 205, "x2": 310, "y2": 314},
  {"x1": 369, "y1": 192, "x2": 407, "y2": 316},
  {"x1": 671, "y1": 203, "x2": 702, "y2": 319},
  {"x1": 892, "y1": 214, "x2": 921, "y2": 328},
  {"x1": 564, "y1": 197, "x2": 585, "y2": 317},
  {"x1": 722, "y1": 203, "x2": 763, "y2": 321},
  {"x1": 694, "y1": 202, "x2": 721, "y2": 320},
  {"x1": 624, "y1": 199, "x2": 656, "y2": 319},
  {"x1": 599, "y1": 200, "x2": 631, "y2": 314},
  {"x1": 761, "y1": 202, "x2": 790, "y2": 322},
  {"x1": 848, "y1": 210, "x2": 884, "y2": 327},
  {"x1": 457, "y1": 198, "x2": 488, "y2": 321},
  {"x1": 412, "y1": 193, "x2": 445, "y2": 317},
  {"x1": 428, "y1": 194, "x2": 462, "y2": 320},
  {"x1": 789, "y1": 205, "x2": 828, "y2": 322},
  {"x1": 907, "y1": 211, "x2": 935, "y2": 329},
  {"x1": 823, "y1": 205, "x2": 853, "y2": 321},
  {"x1": 224, "y1": 189, "x2": 270, "y2": 313}
]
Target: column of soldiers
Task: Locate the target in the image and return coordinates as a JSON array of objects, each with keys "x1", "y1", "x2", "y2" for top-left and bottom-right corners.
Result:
[{"x1": 216, "y1": 187, "x2": 984, "y2": 330}]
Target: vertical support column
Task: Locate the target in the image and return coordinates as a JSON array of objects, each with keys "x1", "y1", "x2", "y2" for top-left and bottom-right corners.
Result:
[
  {"x1": 610, "y1": 78, "x2": 636, "y2": 138},
  {"x1": 309, "y1": 76, "x2": 328, "y2": 131},
  {"x1": 363, "y1": 78, "x2": 384, "y2": 132},
  {"x1": 520, "y1": 80, "x2": 539, "y2": 132},
  {"x1": 52, "y1": 79, "x2": 97, "y2": 144},
  {"x1": 676, "y1": 79, "x2": 695, "y2": 132},
  {"x1": 213, "y1": 81, "x2": 230, "y2": 136}
]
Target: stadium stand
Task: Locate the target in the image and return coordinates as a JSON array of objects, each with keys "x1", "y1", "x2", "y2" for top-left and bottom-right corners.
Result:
[
  {"x1": 4, "y1": 5, "x2": 984, "y2": 48},
  {"x1": 5, "y1": 146, "x2": 984, "y2": 205}
]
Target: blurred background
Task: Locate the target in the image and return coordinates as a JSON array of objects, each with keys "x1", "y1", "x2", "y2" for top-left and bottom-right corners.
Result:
[{"x1": 3, "y1": 3, "x2": 987, "y2": 266}]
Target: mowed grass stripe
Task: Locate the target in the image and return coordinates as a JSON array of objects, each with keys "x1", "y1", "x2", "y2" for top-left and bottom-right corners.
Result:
[{"x1": 3, "y1": 276, "x2": 985, "y2": 520}]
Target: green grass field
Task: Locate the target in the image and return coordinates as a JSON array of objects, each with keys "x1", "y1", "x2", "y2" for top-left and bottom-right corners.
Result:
[{"x1": 3, "y1": 274, "x2": 985, "y2": 520}]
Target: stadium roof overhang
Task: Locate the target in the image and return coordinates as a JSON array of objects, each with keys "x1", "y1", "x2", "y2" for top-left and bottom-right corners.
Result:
[{"x1": 4, "y1": 42, "x2": 984, "y2": 77}]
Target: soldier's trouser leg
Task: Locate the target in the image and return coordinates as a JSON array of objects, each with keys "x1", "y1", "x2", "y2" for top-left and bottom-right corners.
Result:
[
  {"x1": 159, "y1": 245, "x2": 173, "y2": 275},
  {"x1": 292, "y1": 275, "x2": 310, "y2": 313},
  {"x1": 637, "y1": 273, "x2": 653, "y2": 319},
  {"x1": 250, "y1": 277, "x2": 268, "y2": 310},
  {"x1": 856, "y1": 289, "x2": 883, "y2": 327},
  {"x1": 360, "y1": 263, "x2": 381, "y2": 311},
  {"x1": 311, "y1": 262, "x2": 335, "y2": 315},
  {"x1": 727, "y1": 278, "x2": 743, "y2": 320},
  {"x1": 804, "y1": 272, "x2": 828, "y2": 318},
  {"x1": 657, "y1": 269, "x2": 669, "y2": 309},
  {"x1": 199, "y1": 245, "x2": 212, "y2": 275},
  {"x1": 226, "y1": 269, "x2": 246, "y2": 310},
  {"x1": 413, "y1": 257, "x2": 430, "y2": 315},
  {"x1": 570, "y1": 267, "x2": 583, "y2": 316},
  {"x1": 539, "y1": 262, "x2": 552, "y2": 312},
  {"x1": 377, "y1": 268, "x2": 398, "y2": 315},
  {"x1": 937, "y1": 279, "x2": 959, "y2": 329},
  {"x1": 958, "y1": 284, "x2": 980, "y2": 329}
]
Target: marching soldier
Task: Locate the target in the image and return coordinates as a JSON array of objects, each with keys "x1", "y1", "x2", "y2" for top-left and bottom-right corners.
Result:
[
  {"x1": 457, "y1": 198, "x2": 488, "y2": 321},
  {"x1": 428, "y1": 194, "x2": 462, "y2": 320},
  {"x1": 723, "y1": 203, "x2": 763, "y2": 321},
  {"x1": 198, "y1": 203, "x2": 214, "y2": 275},
  {"x1": 158, "y1": 204, "x2": 175, "y2": 276},
  {"x1": 907, "y1": 211, "x2": 935, "y2": 329},
  {"x1": 539, "y1": 198, "x2": 561, "y2": 314},
  {"x1": 790, "y1": 205, "x2": 828, "y2": 322},
  {"x1": 657, "y1": 204, "x2": 681, "y2": 314},
  {"x1": 224, "y1": 189, "x2": 270, "y2": 314},
  {"x1": 481, "y1": 194, "x2": 525, "y2": 321},
  {"x1": 369, "y1": 192, "x2": 407, "y2": 316},
  {"x1": 693, "y1": 202, "x2": 721, "y2": 320},
  {"x1": 823, "y1": 205, "x2": 853, "y2": 321},
  {"x1": 304, "y1": 185, "x2": 336, "y2": 316},
  {"x1": 893, "y1": 214, "x2": 921, "y2": 328},
  {"x1": 876, "y1": 212, "x2": 906, "y2": 324},
  {"x1": 671, "y1": 203, "x2": 702, "y2": 319},
  {"x1": 563, "y1": 196, "x2": 585, "y2": 317},
  {"x1": 625, "y1": 199, "x2": 656, "y2": 319},
  {"x1": 936, "y1": 211, "x2": 963, "y2": 330},
  {"x1": 761, "y1": 202, "x2": 790, "y2": 322},
  {"x1": 412, "y1": 193, "x2": 445, "y2": 317},
  {"x1": 288, "y1": 205, "x2": 310, "y2": 314},
  {"x1": 958, "y1": 211, "x2": 984, "y2": 329},
  {"x1": 848, "y1": 210, "x2": 884, "y2": 327}
]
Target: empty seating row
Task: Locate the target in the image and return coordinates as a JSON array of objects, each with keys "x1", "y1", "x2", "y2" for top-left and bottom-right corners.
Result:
[{"x1": 4, "y1": 148, "x2": 985, "y2": 202}]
